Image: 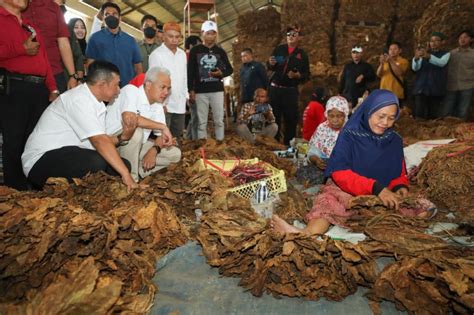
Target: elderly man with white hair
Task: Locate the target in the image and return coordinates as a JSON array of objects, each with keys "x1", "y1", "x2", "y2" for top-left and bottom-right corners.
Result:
[{"x1": 106, "y1": 66, "x2": 181, "y2": 181}]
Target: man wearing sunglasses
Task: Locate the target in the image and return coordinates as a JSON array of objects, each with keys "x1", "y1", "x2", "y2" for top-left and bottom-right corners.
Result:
[
  {"x1": 267, "y1": 25, "x2": 310, "y2": 145},
  {"x1": 0, "y1": 0, "x2": 59, "y2": 190}
]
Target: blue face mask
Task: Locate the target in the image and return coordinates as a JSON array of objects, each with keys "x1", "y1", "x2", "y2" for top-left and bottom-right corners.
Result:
[{"x1": 143, "y1": 27, "x2": 157, "y2": 39}]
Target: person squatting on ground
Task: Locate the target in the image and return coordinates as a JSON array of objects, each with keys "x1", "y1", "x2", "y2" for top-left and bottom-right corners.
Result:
[
  {"x1": 22, "y1": 61, "x2": 138, "y2": 191},
  {"x1": 307, "y1": 96, "x2": 350, "y2": 171},
  {"x1": 271, "y1": 89, "x2": 433, "y2": 235},
  {"x1": 236, "y1": 88, "x2": 278, "y2": 144},
  {"x1": 411, "y1": 32, "x2": 450, "y2": 119},
  {"x1": 105, "y1": 67, "x2": 178, "y2": 182},
  {"x1": 187, "y1": 20, "x2": 233, "y2": 141},
  {"x1": 267, "y1": 24, "x2": 310, "y2": 145}
]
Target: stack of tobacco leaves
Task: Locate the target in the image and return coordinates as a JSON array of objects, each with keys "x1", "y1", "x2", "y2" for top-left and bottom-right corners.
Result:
[
  {"x1": 0, "y1": 173, "x2": 189, "y2": 314},
  {"x1": 197, "y1": 203, "x2": 378, "y2": 301},
  {"x1": 416, "y1": 141, "x2": 474, "y2": 223},
  {"x1": 197, "y1": 192, "x2": 474, "y2": 314},
  {"x1": 395, "y1": 114, "x2": 472, "y2": 145}
]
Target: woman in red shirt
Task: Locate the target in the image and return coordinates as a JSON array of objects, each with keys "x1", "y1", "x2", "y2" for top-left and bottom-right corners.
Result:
[{"x1": 272, "y1": 89, "x2": 434, "y2": 234}]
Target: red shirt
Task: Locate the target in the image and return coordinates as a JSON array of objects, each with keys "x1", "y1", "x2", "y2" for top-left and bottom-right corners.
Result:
[
  {"x1": 332, "y1": 160, "x2": 409, "y2": 196},
  {"x1": 0, "y1": 7, "x2": 56, "y2": 92},
  {"x1": 302, "y1": 101, "x2": 325, "y2": 140},
  {"x1": 129, "y1": 73, "x2": 145, "y2": 87},
  {"x1": 22, "y1": 0, "x2": 70, "y2": 75}
]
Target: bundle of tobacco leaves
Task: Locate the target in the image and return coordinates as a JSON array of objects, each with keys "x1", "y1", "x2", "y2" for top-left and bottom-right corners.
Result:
[
  {"x1": 416, "y1": 141, "x2": 474, "y2": 223},
  {"x1": 368, "y1": 249, "x2": 474, "y2": 315},
  {"x1": 395, "y1": 114, "x2": 474, "y2": 145},
  {"x1": 0, "y1": 173, "x2": 189, "y2": 314},
  {"x1": 197, "y1": 205, "x2": 378, "y2": 301},
  {"x1": 197, "y1": 191, "x2": 474, "y2": 314}
]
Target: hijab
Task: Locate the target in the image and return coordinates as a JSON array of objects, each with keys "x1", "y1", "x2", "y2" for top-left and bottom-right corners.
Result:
[
  {"x1": 309, "y1": 96, "x2": 350, "y2": 158},
  {"x1": 325, "y1": 89, "x2": 404, "y2": 187},
  {"x1": 68, "y1": 18, "x2": 87, "y2": 56}
]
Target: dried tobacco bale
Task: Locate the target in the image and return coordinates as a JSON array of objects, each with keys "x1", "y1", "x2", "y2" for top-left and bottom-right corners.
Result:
[
  {"x1": 416, "y1": 141, "x2": 474, "y2": 221},
  {"x1": 197, "y1": 206, "x2": 377, "y2": 301},
  {"x1": 0, "y1": 173, "x2": 189, "y2": 314}
]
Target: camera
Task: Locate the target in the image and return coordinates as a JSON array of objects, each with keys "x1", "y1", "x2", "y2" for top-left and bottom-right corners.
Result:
[{"x1": 255, "y1": 104, "x2": 269, "y2": 114}]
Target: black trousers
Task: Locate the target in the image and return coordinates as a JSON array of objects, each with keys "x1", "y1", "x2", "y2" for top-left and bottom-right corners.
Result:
[
  {"x1": 0, "y1": 79, "x2": 49, "y2": 190},
  {"x1": 414, "y1": 95, "x2": 444, "y2": 120},
  {"x1": 269, "y1": 86, "x2": 299, "y2": 145},
  {"x1": 55, "y1": 72, "x2": 67, "y2": 93},
  {"x1": 28, "y1": 146, "x2": 131, "y2": 189}
]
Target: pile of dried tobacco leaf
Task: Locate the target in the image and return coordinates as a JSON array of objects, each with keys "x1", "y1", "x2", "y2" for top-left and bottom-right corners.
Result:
[
  {"x1": 197, "y1": 194, "x2": 474, "y2": 314},
  {"x1": 416, "y1": 141, "x2": 474, "y2": 223},
  {"x1": 0, "y1": 173, "x2": 189, "y2": 314}
]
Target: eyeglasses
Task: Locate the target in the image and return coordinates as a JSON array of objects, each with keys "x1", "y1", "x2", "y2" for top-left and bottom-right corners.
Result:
[{"x1": 286, "y1": 31, "x2": 299, "y2": 37}]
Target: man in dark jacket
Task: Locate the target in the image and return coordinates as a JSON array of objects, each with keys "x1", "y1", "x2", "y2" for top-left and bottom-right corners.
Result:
[
  {"x1": 411, "y1": 32, "x2": 450, "y2": 119},
  {"x1": 240, "y1": 48, "x2": 268, "y2": 104},
  {"x1": 339, "y1": 45, "x2": 375, "y2": 107},
  {"x1": 267, "y1": 25, "x2": 310, "y2": 145},
  {"x1": 187, "y1": 20, "x2": 233, "y2": 141}
]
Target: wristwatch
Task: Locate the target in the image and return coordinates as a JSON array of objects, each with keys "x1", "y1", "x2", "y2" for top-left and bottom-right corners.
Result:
[
  {"x1": 69, "y1": 73, "x2": 80, "y2": 80},
  {"x1": 153, "y1": 145, "x2": 161, "y2": 154},
  {"x1": 51, "y1": 90, "x2": 60, "y2": 95},
  {"x1": 117, "y1": 133, "x2": 129, "y2": 147}
]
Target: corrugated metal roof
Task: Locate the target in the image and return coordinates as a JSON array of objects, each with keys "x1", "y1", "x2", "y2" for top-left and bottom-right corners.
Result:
[{"x1": 73, "y1": 0, "x2": 283, "y2": 60}]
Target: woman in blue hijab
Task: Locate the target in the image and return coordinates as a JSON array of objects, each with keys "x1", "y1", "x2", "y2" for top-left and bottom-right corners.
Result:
[{"x1": 272, "y1": 89, "x2": 430, "y2": 234}]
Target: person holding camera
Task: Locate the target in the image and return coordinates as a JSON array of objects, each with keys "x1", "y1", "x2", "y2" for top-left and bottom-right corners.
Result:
[
  {"x1": 377, "y1": 42, "x2": 409, "y2": 106},
  {"x1": 411, "y1": 32, "x2": 450, "y2": 119},
  {"x1": 267, "y1": 24, "x2": 310, "y2": 145},
  {"x1": 187, "y1": 20, "x2": 233, "y2": 141},
  {"x1": 236, "y1": 88, "x2": 277, "y2": 144}
]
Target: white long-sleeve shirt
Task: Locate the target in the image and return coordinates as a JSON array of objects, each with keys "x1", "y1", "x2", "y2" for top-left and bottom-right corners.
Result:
[{"x1": 148, "y1": 44, "x2": 188, "y2": 114}]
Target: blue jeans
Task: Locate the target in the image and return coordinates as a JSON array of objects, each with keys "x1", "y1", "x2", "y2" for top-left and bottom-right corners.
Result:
[{"x1": 441, "y1": 88, "x2": 473, "y2": 120}]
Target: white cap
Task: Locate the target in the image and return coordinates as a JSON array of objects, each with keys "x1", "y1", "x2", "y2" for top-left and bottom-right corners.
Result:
[{"x1": 201, "y1": 20, "x2": 217, "y2": 33}]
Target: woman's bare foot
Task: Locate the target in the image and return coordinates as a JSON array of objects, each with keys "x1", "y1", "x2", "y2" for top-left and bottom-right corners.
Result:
[
  {"x1": 270, "y1": 215, "x2": 302, "y2": 233},
  {"x1": 417, "y1": 211, "x2": 429, "y2": 219}
]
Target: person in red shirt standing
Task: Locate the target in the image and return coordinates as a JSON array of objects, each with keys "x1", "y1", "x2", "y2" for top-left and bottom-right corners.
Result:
[
  {"x1": 23, "y1": 0, "x2": 78, "y2": 93},
  {"x1": 301, "y1": 87, "x2": 326, "y2": 141},
  {"x1": 271, "y1": 90, "x2": 434, "y2": 235},
  {"x1": 0, "y1": 0, "x2": 58, "y2": 190}
]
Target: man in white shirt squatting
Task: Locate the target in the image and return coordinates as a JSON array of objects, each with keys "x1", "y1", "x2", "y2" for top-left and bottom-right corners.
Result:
[
  {"x1": 22, "y1": 61, "x2": 140, "y2": 191},
  {"x1": 106, "y1": 66, "x2": 180, "y2": 182}
]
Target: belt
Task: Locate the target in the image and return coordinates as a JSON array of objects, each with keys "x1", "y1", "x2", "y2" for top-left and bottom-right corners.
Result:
[
  {"x1": 9, "y1": 73, "x2": 45, "y2": 84},
  {"x1": 270, "y1": 82, "x2": 295, "y2": 89}
]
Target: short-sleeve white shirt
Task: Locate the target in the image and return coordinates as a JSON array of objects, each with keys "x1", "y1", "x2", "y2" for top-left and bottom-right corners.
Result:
[
  {"x1": 22, "y1": 83, "x2": 107, "y2": 176},
  {"x1": 106, "y1": 84, "x2": 165, "y2": 143},
  {"x1": 148, "y1": 44, "x2": 188, "y2": 114}
]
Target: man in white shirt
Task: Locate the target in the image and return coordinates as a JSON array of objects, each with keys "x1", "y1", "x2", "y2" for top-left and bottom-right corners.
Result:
[
  {"x1": 148, "y1": 22, "x2": 188, "y2": 140},
  {"x1": 106, "y1": 67, "x2": 180, "y2": 182},
  {"x1": 22, "y1": 61, "x2": 139, "y2": 191}
]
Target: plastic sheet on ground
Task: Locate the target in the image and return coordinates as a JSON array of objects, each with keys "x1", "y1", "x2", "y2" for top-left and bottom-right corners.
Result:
[
  {"x1": 151, "y1": 242, "x2": 403, "y2": 315},
  {"x1": 403, "y1": 139, "x2": 455, "y2": 171}
]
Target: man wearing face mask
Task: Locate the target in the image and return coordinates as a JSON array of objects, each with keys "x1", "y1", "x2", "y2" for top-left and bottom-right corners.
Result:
[
  {"x1": 138, "y1": 14, "x2": 160, "y2": 72},
  {"x1": 86, "y1": 2, "x2": 142, "y2": 87}
]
